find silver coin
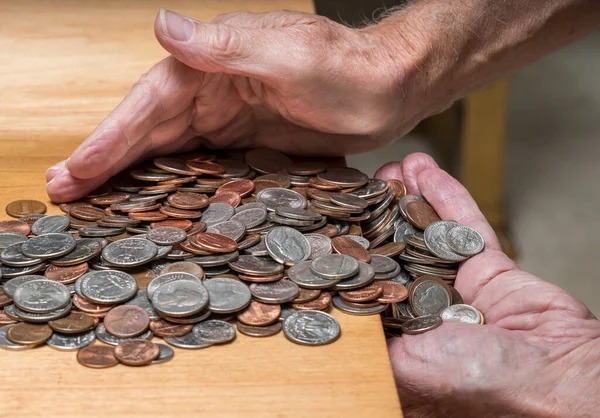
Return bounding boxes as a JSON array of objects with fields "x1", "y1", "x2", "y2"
[
  {"x1": 255, "y1": 188, "x2": 307, "y2": 212},
  {"x1": 201, "y1": 203, "x2": 235, "y2": 226},
  {"x1": 13, "y1": 279, "x2": 70, "y2": 313},
  {"x1": 0, "y1": 232, "x2": 28, "y2": 250},
  {"x1": 369, "y1": 255, "x2": 399, "y2": 274},
  {"x1": 228, "y1": 255, "x2": 284, "y2": 275},
  {"x1": 343, "y1": 235, "x2": 369, "y2": 249},
  {"x1": 146, "y1": 227, "x2": 187, "y2": 245},
  {"x1": 0, "y1": 242, "x2": 42, "y2": 267},
  {"x1": 21, "y1": 233, "x2": 76, "y2": 259},
  {"x1": 230, "y1": 207, "x2": 268, "y2": 229},
  {"x1": 330, "y1": 193, "x2": 368, "y2": 209},
  {"x1": 46, "y1": 330, "x2": 96, "y2": 351},
  {"x1": 287, "y1": 261, "x2": 339, "y2": 289},
  {"x1": 333, "y1": 262, "x2": 375, "y2": 290},
  {"x1": 279, "y1": 305, "x2": 297, "y2": 322},
  {"x1": 246, "y1": 220, "x2": 276, "y2": 234},
  {"x1": 275, "y1": 207, "x2": 322, "y2": 221},
  {"x1": 283, "y1": 310, "x2": 340, "y2": 346},
  {"x1": 203, "y1": 265, "x2": 231, "y2": 277},
  {"x1": 164, "y1": 331, "x2": 212, "y2": 349},
  {"x1": 150, "y1": 259, "x2": 172, "y2": 275},
  {"x1": 265, "y1": 226, "x2": 310, "y2": 265},
  {"x1": 445, "y1": 225, "x2": 485, "y2": 256},
  {"x1": 2, "y1": 275, "x2": 47, "y2": 297},
  {"x1": 237, "y1": 234, "x2": 261, "y2": 251},
  {"x1": 203, "y1": 277, "x2": 252, "y2": 313},
  {"x1": 152, "y1": 343, "x2": 174, "y2": 364},
  {"x1": 237, "y1": 321, "x2": 282, "y2": 338},
  {"x1": 401, "y1": 315, "x2": 442, "y2": 335},
  {"x1": 78, "y1": 226, "x2": 125, "y2": 237},
  {"x1": 249, "y1": 279, "x2": 300, "y2": 304},
  {"x1": 155, "y1": 244, "x2": 174, "y2": 259},
  {"x1": 310, "y1": 254, "x2": 359, "y2": 280},
  {"x1": 95, "y1": 323, "x2": 153, "y2": 346},
  {"x1": 188, "y1": 252, "x2": 239, "y2": 268},
  {"x1": 146, "y1": 272, "x2": 202, "y2": 299},
  {"x1": 207, "y1": 220, "x2": 246, "y2": 241},
  {"x1": 51, "y1": 238, "x2": 102, "y2": 266},
  {"x1": 349, "y1": 179, "x2": 388, "y2": 199},
  {"x1": 192, "y1": 320, "x2": 236, "y2": 344},
  {"x1": 2, "y1": 304, "x2": 19, "y2": 320},
  {"x1": 11, "y1": 301, "x2": 72, "y2": 323},
  {"x1": 159, "y1": 308, "x2": 211, "y2": 324},
  {"x1": 304, "y1": 234, "x2": 332, "y2": 260},
  {"x1": 424, "y1": 221, "x2": 467, "y2": 262},
  {"x1": 1, "y1": 262, "x2": 46, "y2": 279},
  {"x1": 164, "y1": 248, "x2": 193, "y2": 261},
  {"x1": 393, "y1": 219, "x2": 416, "y2": 244},
  {"x1": 373, "y1": 262, "x2": 402, "y2": 280},
  {"x1": 331, "y1": 295, "x2": 387, "y2": 315},
  {"x1": 234, "y1": 201, "x2": 267, "y2": 214},
  {"x1": 151, "y1": 280, "x2": 209, "y2": 317},
  {"x1": 31, "y1": 214, "x2": 70, "y2": 235},
  {"x1": 366, "y1": 190, "x2": 394, "y2": 222},
  {"x1": 441, "y1": 304, "x2": 482, "y2": 324},
  {"x1": 127, "y1": 290, "x2": 160, "y2": 320},
  {"x1": 243, "y1": 236, "x2": 269, "y2": 256},
  {"x1": 268, "y1": 212, "x2": 317, "y2": 227},
  {"x1": 80, "y1": 270, "x2": 138, "y2": 304},
  {"x1": 389, "y1": 269, "x2": 411, "y2": 285},
  {"x1": 0, "y1": 325, "x2": 31, "y2": 350},
  {"x1": 411, "y1": 279, "x2": 452, "y2": 316},
  {"x1": 102, "y1": 238, "x2": 158, "y2": 267}
]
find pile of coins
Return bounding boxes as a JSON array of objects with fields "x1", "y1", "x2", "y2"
[{"x1": 0, "y1": 149, "x2": 485, "y2": 368}]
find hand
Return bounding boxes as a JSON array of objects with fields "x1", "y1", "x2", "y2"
[
  {"x1": 46, "y1": 9, "x2": 435, "y2": 202},
  {"x1": 376, "y1": 153, "x2": 600, "y2": 417}
]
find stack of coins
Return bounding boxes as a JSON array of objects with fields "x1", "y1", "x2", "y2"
[{"x1": 0, "y1": 149, "x2": 485, "y2": 368}]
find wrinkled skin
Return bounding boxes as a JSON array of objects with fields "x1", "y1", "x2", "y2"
[{"x1": 376, "y1": 153, "x2": 600, "y2": 418}]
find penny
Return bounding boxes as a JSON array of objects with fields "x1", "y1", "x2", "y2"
[
  {"x1": 153, "y1": 343, "x2": 175, "y2": 364},
  {"x1": 377, "y1": 281, "x2": 409, "y2": 303},
  {"x1": 5, "y1": 200, "x2": 47, "y2": 218},
  {"x1": 369, "y1": 242, "x2": 406, "y2": 257},
  {"x1": 150, "y1": 219, "x2": 193, "y2": 231},
  {"x1": 291, "y1": 291, "x2": 331, "y2": 310},
  {"x1": 201, "y1": 203, "x2": 235, "y2": 226},
  {"x1": 46, "y1": 330, "x2": 96, "y2": 351},
  {"x1": 253, "y1": 179, "x2": 282, "y2": 194},
  {"x1": 90, "y1": 192, "x2": 131, "y2": 205},
  {"x1": 217, "y1": 179, "x2": 254, "y2": 197},
  {"x1": 208, "y1": 191, "x2": 242, "y2": 207},
  {"x1": 149, "y1": 320, "x2": 193, "y2": 337},
  {"x1": 265, "y1": 226, "x2": 310, "y2": 266},
  {"x1": 331, "y1": 236, "x2": 371, "y2": 263},
  {"x1": 128, "y1": 210, "x2": 168, "y2": 221},
  {"x1": 158, "y1": 206, "x2": 202, "y2": 219},
  {"x1": 283, "y1": 310, "x2": 340, "y2": 345},
  {"x1": 237, "y1": 272, "x2": 283, "y2": 283},
  {"x1": 72, "y1": 294, "x2": 114, "y2": 315},
  {"x1": 249, "y1": 279, "x2": 300, "y2": 304},
  {"x1": 48, "y1": 311, "x2": 95, "y2": 334},
  {"x1": 330, "y1": 193, "x2": 368, "y2": 210},
  {"x1": 186, "y1": 160, "x2": 225, "y2": 175},
  {"x1": 339, "y1": 283, "x2": 383, "y2": 303},
  {"x1": 154, "y1": 157, "x2": 198, "y2": 175},
  {"x1": 409, "y1": 276, "x2": 452, "y2": 316},
  {"x1": 146, "y1": 226, "x2": 187, "y2": 245},
  {"x1": 160, "y1": 261, "x2": 204, "y2": 279},
  {"x1": 445, "y1": 225, "x2": 485, "y2": 256},
  {"x1": 386, "y1": 180, "x2": 407, "y2": 200},
  {"x1": 310, "y1": 254, "x2": 359, "y2": 280},
  {"x1": 203, "y1": 277, "x2": 252, "y2": 313},
  {"x1": 255, "y1": 188, "x2": 307, "y2": 212},
  {"x1": 405, "y1": 201, "x2": 441, "y2": 230},
  {"x1": 167, "y1": 192, "x2": 209, "y2": 210},
  {"x1": 104, "y1": 305, "x2": 150, "y2": 337},
  {"x1": 45, "y1": 263, "x2": 89, "y2": 284},
  {"x1": 77, "y1": 344, "x2": 119, "y2": 369},
  {"x1": 102, "y1": 238, "x2": 158, "y2": 267},
  {"x1": 245, "y1": 148, "x2": 293, "y2": 174},
  {"x1": 192, "y1": 232, "x2": 238, "y2": 253},
  {"x1": 7, "y1": 323, "x2": 52, "y2": 345},
  {"x1": 237, "y1": 300, "x2": 281, "y2": 326},
  {"x1": 0, "y1": 288, "x2": 12, "y2": 308},
  {"x1": 151, "y1": 280, "x2": 209, "y2": 317},
  {"x1": 114, "y1": 340, "x2": 160, "y2": 366},
  {"x1": 401, "y1": 315, "x2": 443, "y2": 335},
  {"x1": 31, "y1": 214, "x2": 70, "y2": 235},
  {"x1": 69, "y1": 205, "x2": 105, "y2": 221},
  {"x1": 423, "y1": 221, "x2": 468, "y2": 262},
  {"x1": 237, "y1": 321, "x2": 282, "y2": 338}
]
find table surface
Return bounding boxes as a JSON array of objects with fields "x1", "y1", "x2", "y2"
[{"x1": 0, "y1": 1, "x2": 402, "y2": 417}]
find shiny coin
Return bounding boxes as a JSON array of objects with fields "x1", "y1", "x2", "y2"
[
  {"x1": 46, "y1": 330, "x2": 96, "y2": 351},
  {"x1": 5, "y1": 200, "x2": 47, "y2": 218},
  {"x1": 7, "y1": 323, "x2": 52, "y2": 345},
  {"x1": 80, "y1": 270, "x2": 138, "y2": 304},
  {"x1": 192, "y1": 320, "x2": 236, "y2": 344},
  {"x1": 369, "y1": 254, "x2": 399, "y2": 274},
  {"x1": 51, "y1": 238, "x2": 102, "y2": 266},
  {"x1": 79, "y1": 226, "x2": 126, "y2": 237},
  {"x1": 114, "y1": 340, "x2": 160, "y2": 366},
  {"x1": 237, "y1": 301, "x2": 281, "y2": 326},
  {"x1": 77, "y1": 344, "x2": 119, "y2": 368},
  {"x1": 237, "y1": 321, "x2": 282, "y2": 338},
  {"x1": 445, "y1": 225, "x2": 485, "y2": 256},
  {"x1": 146, "y1": 227, "x2": 187, "y2": 245},
  {"x1": 304, "y1": 233, "x2": 332, "y2": 260},
  {"x1": 265, "y1": 226, "x2": 310, "y2": 265},
  {"x1": 187, "y1": 252, "x2": 239, "y2": 268},
  {"x1": 291, "y1": 291, "x2": 331, "y2": 310},
  {"x1": 339, "y1": 283, "x2": 383, "y2": 303},
  {"x1": 0, "y1": 220, "x2": 31, "y2": 235},
  {"x1": 1, "y1": 262, "x2": 46, "y2": 279},
  {"x1": 146, "y1": 272, "x2": 201, "y2": 298},
  {"x1": 310, "y1": 254, "x2": 359, "y2": 280},
  {"x1": 102, "y1": 238, "x2": 158, "y2": 267},
  {"x1": 377, "y1": 281, "x2": 409, "y2": 303},
  {"x1": 424, "y1": 221, "x2": 468, "y2": 262},
  {"x1": 288, "y1": 261, "x2": 339, "y2": 289},
  {"x1": 151, "y1": 280, "x2": 209, "y2": 317},
  {"x1": 203, "y1": 277, "x2": 252, "y2": 313},
  {"x1": 405, "y1": 201, "x2": 441, "y2": 230},
  {"x1": 275, "y1": 207, "x2": 322, "y2": 221},
  {"x1": 255, "y1": 188, "x2": 307, "y2": 212},
  {"x1": 331, "y1": 236, "x2": 371, "y2": 263},
  {"x1": 0, "y1": 232, "x2": 28, "y2": 249},
  {"x1": 21, "y1": 233, "x2": 76, "y2": 259},
  {"x1": 49, "y1": 311, "x2": 95, "y2": 334},
  {"x1": 10, "y1": 301, "x2": 72, "y2": 323},
  {"x1": 401, "y1": 315, "x2": 443, "y2": 335},
  {"x1": 330, "y1": 193, "x2": 368, "y2": 210},
  {"x1": 441, "y1": 304, "x2": 483, "y2": 324},
  {"x1": 283, "y1": 310, "x2": 340, "y2": 345},
  {"x1": 13, "y1": 279, "x2": 70, "y2": 313},
  {"x1": 160, "y1": 261, "x2": 204, "y2": 278},
  {"x1": 31, "y1": 214, "x2": 70, "y2": 235},
  {"x1": 192, "y1": 232, "x2": 238, "y2": 253},
  {"x1": 0, "y1": 242, "x2": 42, "y2": 267},
  {"x1": 201, "y1": 203, "x2": 235, "y2": 226},
  {"x1": 104, "y1": 305, "x2": 150, "y2": 337},
  {"x1": 164, "y1": 332, "x2": 212, "y2": 349},
  {"x1": 206, "y1": 220, "x2": 246, "y2": 241}
]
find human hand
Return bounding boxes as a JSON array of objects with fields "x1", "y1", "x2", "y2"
[
  {"x1": 376, "y1": 153, "x2": 600, "y2": 417},
  {"x1": 46, "y1": 9, "x2": 438, "y2": 202}
]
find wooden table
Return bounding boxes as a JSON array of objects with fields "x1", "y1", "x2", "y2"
[{"x1": 0, "y1": 1, "x2": 402, "y2": 417}]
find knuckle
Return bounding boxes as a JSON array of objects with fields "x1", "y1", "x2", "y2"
[{"x1": 207, "y1": 25, "x2": 245, "y2": 61}]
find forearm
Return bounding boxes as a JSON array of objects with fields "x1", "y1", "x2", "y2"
[{"x1": 365, "y1": 0, "x2": 600, "y2": 118}]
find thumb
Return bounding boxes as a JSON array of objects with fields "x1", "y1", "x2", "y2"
[{"x1": 155, "y1": 9, "x2": 285, "y2": 79}]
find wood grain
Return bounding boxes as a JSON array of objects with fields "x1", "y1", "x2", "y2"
[{"x1": 0, "y1": 1, "x2": 402, "y2": 417}]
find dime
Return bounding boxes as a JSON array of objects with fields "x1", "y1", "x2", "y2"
[
  {"x1": 114, "y1": 340, "x2": 160, "y2": 366},
  {"x1": 5, "y1": 200, "x2": 47, "y2": 218},
  {"x1": 237, "y1": 321, "x2": 282, "y2": 338},
  {"x1": 192, "y1": 320, "x2": 236, "y2": 344},
  {"x1": 237, "y1": 300, "x2": 281, "y2": 326},
  {"x1": 102, "y1": 238, "x2": 158, "y2": 267},
  {"x1": 265, "y1": 226, "x2": 310, "y2": 265},
  {"x1": 7, "y1": 323, "x2": 52, "y2": 345},
  {"x1": 423, "y1": 221, "x2": 468, "y2": 262},
  {"x1": 255, "y1": 188, "x2": 307, "y2": 212},
  {"x1": 445, "y1": 225, "x2": 485, "y2": 256},
  {"x1": 441, "y1": 304, "x2": 483, "y2": 324},
  {"x1": 31, "y1": 214, "x2": 70, "y2": 235},
  {"x1": 283, "y1": 310, "x2": 340, "y2": 345},
  {"x1": 331, "y1": 295, "x2": 387, "y2": 315},
  {"x1": 153, "y1": 343, "x2": 175, "y2": 364},
  {"x1": 204, "y1": 277, "x2": 252, "y2": 313},
  {"x1": 80, "y1": 270, "x2": 138, "y2": 304},
  {"x1": 21, "y1": 233, "x2": 76, "y2": 259},
  {"x1": 201, "y1": 203, "x2": 235, "y2": 226},
  {"x1": 13, "y1": 279, "x2": 70, "y2": 313},
  {"x1": 46, "y1": 330, "x2": 96, "y2": 351},
  {"x1": 146, "y1": 226, "x2": 187, "y2": 246},
  {"x1": 288, "y1": 261, "x2": 339, "y2": 289},
  {"x1": 48, "y1": 311, "x2": 95, "y2": 334},
  {"x1": 151, "y1": 280, "x2": 209, "y2": 317},
  {"x1": 310, "y1": 254, "x2": 359, "y2": 280},
  {"x1": 104, "y1": 305, "x2": 150, "y2": 337},
  {"x1": 401, "y1": 315, "x2": 443, "y2": 335},
  {"x1": 77, "y1": 344, "x2": 119, "y2": 368}
]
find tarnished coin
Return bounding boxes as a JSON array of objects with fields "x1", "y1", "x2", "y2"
[
  {"x1": 0, "y1": 288, "x2": 12, "y2": 308},
  {"x1": 201, "y1": 203, "x2": 235, "y2": 226},
  {"x1": 393, "y1": 219, "x2": 416, "y2": 244},
  {"x1": 192, "y1": 320, "x2": 236, "y2": 344},
  {"x1": 13, "y1": 279, "x2": 70, "y2": 313},
  {"x1": 21, "y1": 233, "x2": 76, "y2": 259},
  {"x1": 164, "y1": 332, "x2": 212, "y2": 349},
  {"x1": 102, "y1": 238, "x2": 158, "y2": 267},
  {"x1": 318, "y1": 168, "x2": 369, "y2": 187},
  {"x1": 77, "y1": 344, "x2": 119, "y2": 369},
  {"x1": 10, "y1": 301, "x2": 72, "y2": 323},
  {"x1": 304, "y1": 233, "x2": 332, "y2": 260},
  {"x1": 265, "y1": 226, "x2": 310, "y2": 265},
  {"x1": 114, "y1": 340, "x2": 160, "y2": 366},
  {"x1": 151, "y1": 280, "x2": 209, "y2": 317},
  {"x1": 146, "y1": 227, "x2": 187, "y2": 245},
  {"x1": 70, "y1": 205, "x2": 105, "y2": 221},
  {"x1": 255, "y1": 188, "x2": 307, "y2": 212},
  {"x1": 369, "y1": 254, "x2": 399, "y2": 274},
  {"x1": 31, "y1": 214, "x2": 70, "y2": 235},
  {"x1": 0, "y1": 232, "x2": 27, "y2": 250},
  {"x1": 79, "y1": 226, "x2": 126, "y2": 237},
  {"x1": 153, "y1": 343, "x2": 175, "y2": 364},
  {"x1": 283, "y1": 310, "x2": 340, "y2": 345},
  {"x1": 441, "y1": 304, "x2": 483, "y2": 324},
  {"x1": 401, "y1": 315, "x2": 442, "y2": 335},
  {"x1": 188, "y1": 252, "x2": 239, "y2": 268},
  {"x1": 80, "y1": 270, "x2": 138, "y2": 304},
  {"x1": 104, "y1": 305, "x2": 150, "y2": 337},
  {"x1": 275, "y1": 207, "x2": 322, "y2": 221},
  {"x1": 0, "y1": 325, "x2": 30, "y2": 350},
  {"x1": 423, "y1": 221, "x2": 467, "y2": 262},
  {"x1": 46, "y1": 330, "x2": 96, "y2": 351},
  {"x1": 49, "y1": 312, "x2": 95, "y2": 334},
  {"x1": 292, "y1": 288, "x2": 322, "y2": 304},
  {"x1": 405, "y1": 201, "x2": 441, "y2": 230},
  {"x1": 249, "y1": 279, "x2": 300, "y2": 304},
  {"x1": 160, "y1": 261, "x2": 204, "y2": 279},
  {"x1": 445, "y1": 225, "x2": 485, "y2": 256},
  {"x1": 288, "y1": 261, "x2": 339, "y2": 289},
  {"x1": 1, "y1": 262, "x2": 46, "y2": 279},
  {"x1": 167, "y1": 192, "x2": 209, "y2": 210},
  {"x1": 6, "y1": 200, "x2": 47, "y2": 218},
  {"x1": 237, "y1": 301, "x2": 281, "y2": 326},
  {"x1": 330, "y1": 193, "x2": 368, "y2": 210},
  {"x1": 237, "y1": 321, "x2": 282, "y2": 338},
  {"x1": 291, "y1": 291, "x2": 331, "y2": 311},
  {"x1": 206, "y1": 220, "x2": 246, "y2": 241},
  {"x1": 242, "y1": 237, "x2": 269, "y2": 257},
  {"x1": 331, "y1": 295, "x2": 387, "y2": 315},
  {"x1": 7, "y1": 323, "x2": 53, "y2": 345},
  {"x1": 203, "y1": 277, "x2": 252, "y2": 313},
  {"x1": 310, "y1": 254, "x2": 359, "y2": 280}
]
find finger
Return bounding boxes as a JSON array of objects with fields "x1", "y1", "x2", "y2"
[
  {"x1": 65, "y1": 57, "x2": 201, "y2": 180},
  {"x1": 400, "y1": 152, "x2": 439, "y2": 194},
  {"x1": 212, "y1": 10, "x2": 317, "y2": 28},
  {"x1": 374, "y1": 161, "x2": 405, "y2": 183},
  {"x1": 46, "y1": 160, "x2": 67, "y2": 182}
]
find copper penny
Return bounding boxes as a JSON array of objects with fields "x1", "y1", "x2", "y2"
[
  {"x1": 253, "y1": 180, "x2": 282, "y2": 194},
  {"x1": 306, "y1": 188, "x2": 334, "y2": 202},
  {"x1": 5, "y1": 200, "x2": 47, "y2": 218},
  {"x1": 158, "y1": 176, "x2": 197, "y2": 186},
  {"x1": 178, "y1": 238, "x2": 212, "y2": 255},
  {"x1": 127, "y1": 203, "x2": 163, "y2": 213},
  {"x1": 237, "y1": 272, "x2": 284, "y2": 283},
  {"x1": 150, "y1": 219, "x2": 193, "y2": 231},
  {"x1": 104, "y1": 305, "x2": 150, "y2": 338},
  {"x1": 185, "y1": 152, "x2": 217, "y2": 162},
  {"x1": 237, "y1": 321, "x2": 282, "y2": 338},
  {"x1": 311, "y1": 224, "x2": 339, "y2": 238},
  {"x1": 159, "y1": 206, "x2": 202, "y2": 219},
  {"x1": 128, "y1": 211, "x2": 169, "y2": 221},
  {"x1": 48, "y1": 311, "x2": 95, "y2": 334},
  {"x1": 160, "y1": 261, "x2": 204, "y2": 279},
  {"x1": 387, "y1": 180, "x2": 407, "y2": 200},
  {"x1": 72, "y1": 294, "x2": 114, "y2": 314},
  {"x1": 77, "y1": 344, "x2": 119, "y2": 369},
  {"x1": 197, "y1": 178, "x2": 228, "y2": 187},
  {"x1": 167, "y1": 192, "x2": 209, "y2": 210},
  {"x1": 187, "y1": 222, "x2": 207, "y2": 236},
  {"x1": 128, "y1": 268, "x2": 157, "y2": 289},
  {"x1": 369, "y1": 242, "x2": 406, "y2": 257},
  {"x1": 217, "y1": 179, "x2": 254, "y2": 197},
  {"x1": 291, "y1": 292, "x2": 332, "y2": 310},
  {"x1": 0, "y1": 220, "x2": 31, "y2": 235},
  {"x1": 245, "y1": 148, "x2": 293, "y2": 174},
  {"x1": 377, "y1": 281, "x2": 409, "y2": 304},
  {"x1": 0, "y1": 287, "x2": 13, "y2": 308},
  {"x1": 291, "y1": 187, "x2": 308, "y2": 197},
  {"x1": 186, "y1": 160, "x2": 226, "y2": 175},
  {"x1": 69, "y1": 205, "x2": 105, "y2": 221},
  {"x1": 254, "y1": 174, "x2": 291, "y2": 188},
  {"x1": 141, "y1": 184, "x2": 178, "y2": 193},
  {"x1": 331, "y1": 236, "x2": 371, "y2": 263},
  {"x1": 339, "y1": 283, "x2": 383, "y2": 303},
  {"x1": 405, "y1": 201, "x2": 441, "y2": 230},
  {"x1": 90, "y1": 192, "x2": 131, "y2": 205},
  {"x1": 154, "y1": 157, "x2": 198, "y2": 176},
  {"x1": 237, "y1": 300, "x2": 281, "y2": 326},
  {"x1": 191, "y1": 232, "x2": 238, "y2": 253},
  {"x1": 347, "y1": 223, "x2": 362, "y2": 236},
  {"x1": 45, "y1": 263, "x2": 89, "y2": 284},
  {"x1": 288, "y1": 161, "x2": 327, "y2": 175},
  {"x1": 0, "y1": 310, "x2": 17, "y2": 325},
  {"x1": 7, "y1": 323, "x2": 52, "y2": 345},
  {"x1": 149, "y1": 319, "x2": 193, "y2": 337},
  {"x1": 292, "y1": 288, "x2": 322, "y2": 304},
  {"x1": 114, "y1": 340, "x2": 160, "y2": 366},
  {"x1": 308, "y1": 177, "x2": 342, "y2": 191},
  {"x1": 209, "y1": 191, "x2": 241, "y2": 207}
]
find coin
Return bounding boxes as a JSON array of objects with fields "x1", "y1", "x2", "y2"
[
  {"x1": 46, "y1": 330, "x2": 96, "y2": 351},
  {"x1": 265, "y1": 226, "x2": 310, "y2": 265},
  {"x1": 331, "y1": 295, "x2": 387, "y2": 315},
  {"x1": 13, "y1": 279, "x2": 70, "y2": 313},
  {"x1": 441, "y1": 304, "x2": 483, "y2": 324},
  {"x1": 77, "y1": 344, "x2": 119, "y2": 368},
  {"x1": 146, "y1": 272, "x2": 202, "y2": 298},
  {"x1": 163, "y1": 331, "x2": 212, "y2": 349},
  {"x1": 304, "y1": 233, "x2": 332, "y2": 260},
  {"x1": 167, "y1": 192, "x2": 209, "y2": 210},
  {"x1": 192, "y1": 232, "x2": 238, "y2": 253},
  {"x1": 5, "y1": 200, "x2": 47, "y2": 218},
  {"x1": 0, "y1": 242, "x2": 42, "y2": 267},
  {"x1": 423, "y1": 221, "x2": 468, "y2": 262},
  {"x1": 310, "y1": 254, "x2": 359, "y2": 280},
  {"x1": 237, "y1": 301, "x2": 281, "y2": 326},
  {"x1": 102, "y1": 238, "x2": 158, "y2": 267},
  {"x1": 7, "y1": 323, "x2": 52, "y2": 345},
  {"x1": 21, "y1": 233, "x2": 76, "y2": 259},
  {"x1": 51, "y1": 238, "x2": 102, "y2": 266},
  {"x1": 149, "y1": 320, "x2": 193, "y2": 337},
  {"x1": 249, "y1": 279, "x2": 300, "y2": 304},
  {"x1": 245, "y1": 148, "x2": 293, "y2": 174},
  {"x1": 237, "y1": 321, "x2": 282, "y2": 338},
  {"x1": 80, "y1": 270, "x2": 138, "y2": 304},
  {"x1": 206, "y1": 220, "x2": 246, "y2": 241},
  {"x1": 192, "y1": 320, "x2": 236, "y2": 344},
  {"x1": 445, "y1": 225, "x2": 485, "y2": 256},
  {"x1": 230, "y1": 207, "x2": 267, "y2": 229},
  {"x1": 292, "y1": 288, "x2": 322, "y2": 304},
  {"x1": 114, "y1": 339, "x2": 160, "y2": 366},
  {"x1": 401, "y1": 315, "x2": 443, "y2": 335},
  {"x1": 283, "y1": 310, "x2": 340, "y2": 345},
  {"x1": 160, "y1": 261, "x2": 204, "y2": 278},
  {"x1": 104, "y1": 305, "x2": 150, "y2": 337},
  {"x1": 0, "y1": 232, "x2": 28, "y2": 250},
  {"x1": 405, "y1": 201, "x2": 441, "y2": 230},
  {"x1": 31, "y1": 214, "x2": 70, "y2": 235},
  {"x1": 291, "y1": 291, "x2": 331, "y2": 310},
  {"x1": 333, "y1": 262, "x2": 375, "y2": 290},
  {"x1": 339, "y1": 283, "x2": 383, "y2": 302},
  {"x1": 94, "y1": 323, "x2": 153, "y2": 346},
  {"x1": 377, "y1": 281, "x2": 409, "y2": 303},
  {"x1": 151, "y1": 280, "x2": 209, "y2": 317},
  {"x1": 288, "y1": 261, "x2": 339, "y2": 289},
  {"x1": 0, "y1": 220, "x2": 31, "y2": 235},
  {"x1": 48, "y1": 311, "x2": 95, "y2": 334},
  {"x1": 255, "y1": 188, "x2": 307, "y2": 212},
  {"x1": 200, "y1": 203, "x2": 234, "y2": 226},
  {"x1": 228, "y1": 255, "x2": 283, "y2": 276},
  {"x1": 146, "y1": 226, "x2": 187, "y2": 245},
  {"x1": 70, "y1": 205, "x2": 105, "y2": 221},
  {"x1": 386, "y1": 180, "x2": 407, "y2": 200},
  {"x1": 153, "y1": 343, "x2": 175, "y2": 364},
  {"x1": 203, "y1": 277, "x2": 252, "y2": 313},
  {"x1": 331, "y1": 236, "x2": 371, "y2": 263}
]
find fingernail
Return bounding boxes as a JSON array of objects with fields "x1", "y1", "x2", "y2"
[
  {"x1": 46, "y1": 177, "x2": 55, "y2": 189},
  {"x1": 160, "y1": 8, "x2": 194, "y2": 41}
]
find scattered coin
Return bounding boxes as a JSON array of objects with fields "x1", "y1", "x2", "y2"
[
  {"x1": 77, "y1": 344, "x2": 119, "y2": 369},
  {"x1": 5, "y1": 200, "x2": 47, "y2": 218},
  {"x1": 7, "y1": 322, "x2": 53, "y2": 345},
  {"x1": 104, "y1": 305, "x2": 150, "y2": 337},
  {"x1": 283, "y1": 310, "x2": 340, "y2": 346},
  {"x1": 46, "y1": 330, "x2": 96, "y2": 351},
  {"x1": 237, "y1": 321, "x2": 282, "y2": 338},
  {"x1": 114, "y1": 339, "x2": 160, "y2": 366},
  {"x1": 48, "y1": 311, "x2": 95, "y2": 334}
]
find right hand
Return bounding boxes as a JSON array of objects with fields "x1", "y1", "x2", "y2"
[{"x1": 46, "y1": 9, "x2": 437, "y2": 202}]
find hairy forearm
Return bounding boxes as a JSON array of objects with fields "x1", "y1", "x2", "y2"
[{"x1": 365, "y1": 0, "x2": 600, "y2": 118}]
